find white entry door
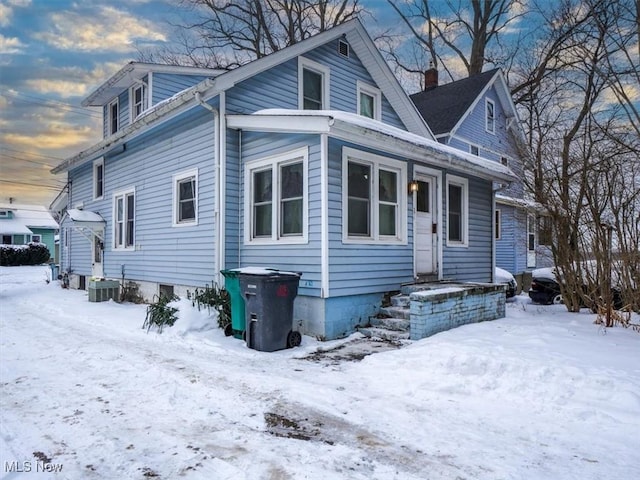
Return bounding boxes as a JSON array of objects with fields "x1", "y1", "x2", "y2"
[
  {"x1": 92, "y1": 231, "x2": 104, "y2": 278},
  {"x1": 414, "y1": 174, "x2": 437, "y2": 274}
]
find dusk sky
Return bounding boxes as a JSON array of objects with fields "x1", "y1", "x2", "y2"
[{"x1": 0, "y1": 0, "x2": 514, "y2": 207}]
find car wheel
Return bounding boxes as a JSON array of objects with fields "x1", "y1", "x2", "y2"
[{"x1": 552, "y1": 293, "x2": 563, "y2": 305}]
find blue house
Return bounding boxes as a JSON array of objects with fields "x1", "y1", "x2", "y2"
[
  {"x1": 52, "y1": 20, "x2": 515, "y2": 340},
  {"x1": 411, "y1": 68, "x2": 552, "y2": 280},
  {"x1": 0, "y1": 203, "x2": 58, "y2": 261}
]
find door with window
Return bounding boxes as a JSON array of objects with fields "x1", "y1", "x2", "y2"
[
  {"x1": 92, "y1": 231, "x2": 104, "y2": 278},
  {"x1": 414, "y1": 172, "x2": 437, "y2": 274}
]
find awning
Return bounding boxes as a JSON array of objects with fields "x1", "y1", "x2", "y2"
[{"x1": 64, "y1": 209, "x2": 106, "y2": 242}]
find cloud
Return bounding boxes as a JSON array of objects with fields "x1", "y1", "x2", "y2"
[
  {"x1": 35, "y1": 5, "x2": 166, "y2": 53},
  {"x1": 0, "y1": 33, "x2": 24, "y2": 54},
  {"x1": 2, "y1": 123, "x2": 96, "y2": 150},
  {"x1": 21, "y1": 62, "x2": 123, "y2": 98},
  {"x1": 0, "y1": 3, "x2": 10, "y2": 26}
]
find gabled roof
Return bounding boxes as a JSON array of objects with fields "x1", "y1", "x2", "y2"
[
  {"x1": 54, "y1": 19, "x2": 434, "y2": 175},
  {"x1": 410, "y1": 68, "x2": 519, "y2": 137},
  {"x1": 82, "y1": 62, "x2": 226, "y2": 107}
]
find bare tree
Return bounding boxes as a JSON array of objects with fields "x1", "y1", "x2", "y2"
[
  {"x1": 515, "y1": 0, "x2": 640, "y2": 315},
  {"x1": 384, "y1": 0, "x2": 526, "y2": 87},
  {"x1": 138, "y1": 0, "x2": 362, "y2": 69}
]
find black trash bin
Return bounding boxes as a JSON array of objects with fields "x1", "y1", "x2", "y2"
[{"x1": 239, "y1": 269, "x2": 302, "y2": 352}]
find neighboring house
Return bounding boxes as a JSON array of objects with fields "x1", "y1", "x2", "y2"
[
  {"x1": 52, "y1": 19, "x2": 514, "y2": 340},
  {"x1": 411, "y1": 68, "x2": 553, "y2": 278},
  {"x1": 0, "y1": 203, "x2": 58, "y2": 261}
]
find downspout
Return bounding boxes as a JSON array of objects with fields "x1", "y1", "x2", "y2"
[{"x1": 195, "y1": 92, "x2": 222, "y2": 285}]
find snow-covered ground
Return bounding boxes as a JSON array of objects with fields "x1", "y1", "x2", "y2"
[{"x1": 1, "y1": 265, "x2": 638, "y2": 480}]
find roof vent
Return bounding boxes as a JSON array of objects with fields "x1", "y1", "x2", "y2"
[{"x1": 338, "y1": 39, "x2": 350, "y2": 58}]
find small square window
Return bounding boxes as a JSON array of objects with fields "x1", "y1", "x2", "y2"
[
  {"x1": 357, "y1": 81, "x2": 382, "y2": 121},
  {"x1": 470, "y1": 145, "x2": 479, "y2": 156}
]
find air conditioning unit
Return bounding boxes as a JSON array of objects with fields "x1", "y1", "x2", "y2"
[{"x1": 88, "y1": 280, "x2": 120, "y2": 302}]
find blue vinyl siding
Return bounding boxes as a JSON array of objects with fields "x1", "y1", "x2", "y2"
[
  {"x1": 227, "y1": 39, "x2": 405, "y2": 129},
  {"x1": 69, "y1": 104, "x2": 219, "y2": 287},
  {"x1": 65, "y1": 161, "x2": 94, "y2": 275},
  {"x1": 443, "y1": 175, "x2": 493, "y2": 282},
  {"x1": 327, "y1": 138, "x2": 414, "y2": 296},
  {"x1": 496, "y1": 205, "x2": 517, "y2": 273},
  {"x1": 151, "y1": 73, "x2": 210, "y2": 105},
  {"x1": 236, "y1": 132, "x2": 323, "y2": 297}
]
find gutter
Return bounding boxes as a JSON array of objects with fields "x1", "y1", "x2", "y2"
[{"x1": 52, "y1": 78, "x2": 217, "y2": 175}]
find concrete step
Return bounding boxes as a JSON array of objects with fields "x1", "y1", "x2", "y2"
[
  {"x1": 379, "y1": 306, "x2": 411, "y2": 320},
  {"x1": 370, "y1": 316, "x2": 410, "y2": 331},
  {"x1": 390, "y1": 294, "x2": 411, "y2": 308},
  {"x1": 358, "y1": 327, "x2": 411, "y2": 343}
]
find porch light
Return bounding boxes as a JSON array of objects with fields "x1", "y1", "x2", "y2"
[{"x1": 409, "y1": 181, "x2": 419, "y2": 193}]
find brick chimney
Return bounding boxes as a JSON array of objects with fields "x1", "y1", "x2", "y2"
[{"x1": 424, "y1": 67, "x2": 438, "y2": 91}]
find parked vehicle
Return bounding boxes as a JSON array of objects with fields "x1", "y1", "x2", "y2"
[
  {"x1": 529, "y1": 267, "x2": 624, "y2": 309},
  {"x1": 495, "y1": 267, "x2": 517, "y2": 298}
]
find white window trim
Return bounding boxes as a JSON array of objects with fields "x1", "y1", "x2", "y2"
[
  {"x1": 446, "y1": 174, "x2": 469, "y2": 247},
  {"x1": 129, "y1": 83, "x2": 148, "y2": 122},
  {"x1": 356, "y1": 80, "x2": 382, "y2": 121},
  {"x1": 31, "y1": 234, "x2": 41, "y2": 243},
  {"x1": 93, "y1": 158, "x2": 104, "y2": 200},
  {"x1": 469, "y1": 144, "x2": 480, "y2": 156},
  {"x1": 108, "y1": 98, "x2": 119, "y2": 135},
  {"x1": 495, "y1": 208, "x2": 501, "y2": 240},
  {"x1": 342, "y1": 147, "x2": 407, "y2": 245},
  {"x1": 485, "y1": 98, "x2": 495, "y2": 134},
  {"x1": 172, "y1": 168, "x2": 198, "y2": 227},
  {"x1": 112, "y1": 186, "x2": 135, "y2": 251},
  {"x1": 298, "y1": 56, "x2": 330, "y2": 110},
  {"x1": 244, "y1": 147, "x2": 309, "y2": 245}
]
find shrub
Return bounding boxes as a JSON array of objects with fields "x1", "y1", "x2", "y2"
[
  {"x1": 188, "y1": 282, "x2": 231, "y2": 330},
  {"x1": 0, "y1": 243, "x2": 50, "y2": 266},
  {"x1": 142, "y1": 294, "x2": 179, "y2": 333}
]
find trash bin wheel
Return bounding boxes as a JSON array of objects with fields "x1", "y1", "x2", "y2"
[
  {"x1": 224, "y1": 323, "x2": 233, "y2": 337},
  {"x1": 287, "y1": 330, "x2": 302, "y2": 348}
]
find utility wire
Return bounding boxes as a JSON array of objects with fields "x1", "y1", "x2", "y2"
[
  {"x1": 2, "y1": 147, "x2": 65, "y2": 161},
  {"x1": 2, "y1": 91, "x2": 102, "y2": 119}
]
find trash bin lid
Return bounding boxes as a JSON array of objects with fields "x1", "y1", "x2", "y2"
[{"x1": 234, "y1": 266, "x2": 301, "y2": 277}]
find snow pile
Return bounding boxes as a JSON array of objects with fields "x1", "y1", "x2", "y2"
[{"x1": 1, "y1": 266, "x2": 639, "y2": 480}]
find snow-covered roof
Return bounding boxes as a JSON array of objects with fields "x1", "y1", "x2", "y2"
[
  {"x1": 0, "y1": 204, "x2": 58, "y2": 233},
  {"x1": 496, "y1": 194, "x2": 545, "y2": 212},
  {"x1": 227, "y1": 109, "x2": 516, "y2": 183},
  {"x1": 66, "y1": 209, "x2": 105, "y2": 223}
]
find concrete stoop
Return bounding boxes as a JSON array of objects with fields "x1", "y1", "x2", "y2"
[{"x1": 359, "y1": 293, "x2": 412, "y2": 343}]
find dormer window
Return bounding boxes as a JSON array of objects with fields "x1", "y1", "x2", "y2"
[
  {"x1": 108, "y1": 98, "x2": 119, "y2": 135},
  {"x1": 131, "y1": 84, "x2": 147, "y2": 121}
]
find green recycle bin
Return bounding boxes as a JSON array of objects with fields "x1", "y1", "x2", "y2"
[{"x1": 220, "y1": 269, "x2": 245, "y2": 339}]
